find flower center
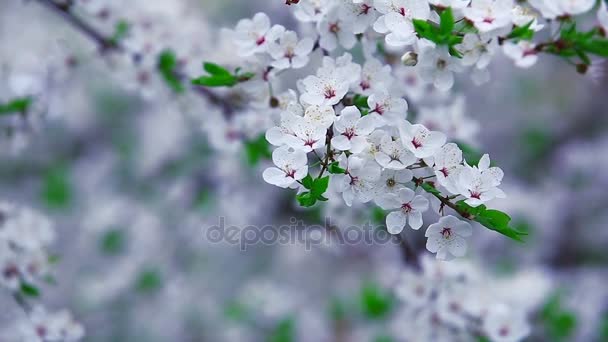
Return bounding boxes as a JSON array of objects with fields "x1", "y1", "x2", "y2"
[
  {"x1": 324, "y1": 87, "x2": 336, "y2": 99},
  {"x1": 285, "y1": 168, "x2": 296, "y2": 178},
  {"x1": 398, "y1": 7, "x2": 410, "y2": 17},
  {"x1": 411, "y1": 138, "x2": 423, "y2": 149},
  {"x1": 256, "y1": 36, "x2": 266, "y2": 46},
  {"x1": 342, "y1": 127, "x2": 356, "y2": 139},
  {"x1": 386, "y1": 178, "x2": 396, "y2": 188},
  {"x1": 304, "y1": 138, "x2": 318, "y2": 148},
  {"x1": 440, "y1": 167, "x2": 449, "y2": 177},
  {"x1": 469, "y1": 190, "x2": 481, "y2": 199},
  {"x1": 360, "y1": 80, "x2": 370, "y2": 90},
  {"x1": 441, "y1": 227, "x2": 452, "y2": 239},
  {"x1": 401, "y1": 203, "x2": 412, "y2": 213},
  {"x1": 436, "y1": 59, "x2": 447, "y2": 70},
  {"x1": 360, "y1": 4, "x2": 371, "y2": 15},
  {"x1": 329, "y1": 22, "x2": 340, "y2": 33}
]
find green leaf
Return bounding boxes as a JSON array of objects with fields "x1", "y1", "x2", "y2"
[
  {"x1": 455, "y1": 141, "x2": 486, "y2": 167},
  {"x1": 100, "y1": 229, "x2": 125, "y2": 255},
  {"x1": 203, "y1": 62, "x2": 232, "y2": 76},
  {"x1": 191, "y1": 75, "x2": 237, "y2": 87},
  {"x1": 42, "y1": 165, "x2": 71, "y2": 209},
  {"x1": 507, "y1": 21, "x2": 535, "y2": 41},
  {"x1": 224, "y1": 301, "x2": 248, "y2": 322},
  {"x1": 110, "y1": 20, "x2": 130, "y2": 45},
  {"x1": 244, "y1": 135, "x2": 272, "y2": 166},
  {"x1": 0, "y1": 97, "x2": 32, "y2": 116},
  {"x1": 352, "y1": 94, "x2": 369, "y2": 111},
  {"x1": 269, "y1": 318, "x2": 295, "y2": 342},
  {"x1": 297, "y1": 175, "x2": 330, "y2": 207},
  {"x1": 301, "y1": 174, "x2": 314, "y2": 190},
  {"x1": 157, "y1": 49, "x2": 185, "y2": 93},
  {"x1": 360, "y1": 281, "x2": 393, "y2": 320},
  {"x1": 311, "y1": 176, "x2": 329, "y2": 197},
  {"x1": 327, "y1": 161, "x2": 346, "y2": 174},
  {"x1": 456, "y1": 201, "x2": 527, "y2": 242},
  {"x1": 192, "y1": 61, "x2": 241, "y2": 87},
  {"x1": 135, "y1": 269, "x2": 163, "y2": 293},
  {"x1": 20, "y1": 283, "x2": 40, "y2": 298},
  {"x1": 296, "y1": 192, "x2": 317, "y2": 207},
  {"x1": 541, "y1": 293, "x2": 578, "y2": 340},
  {"x1": 439, "y1": 8, "x2": 454, "y2": 35}
]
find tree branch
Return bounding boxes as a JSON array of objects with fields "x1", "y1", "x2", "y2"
[{"x1": 32, "y1": 0, "x2": 236, "y2": 116}]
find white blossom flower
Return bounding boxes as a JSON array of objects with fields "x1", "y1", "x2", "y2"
[
  {"x1": 300, "y1": 70, "x2": 350, "y2": 106},
  {"x1": 17, "y1": 306, "x2": 85, "y2": 342},
  {"x1": 452, "y1": 154, "x2": 505, "y2": 206},
  {"x1": 268, "y1": 31, "x2": 314, "y2": 70},
  {"x1": 317, "y1": 8, "x2": 357, "y2": 51},
  {"x1": 428, "y1": 0, "x2": 470, "y2": 10},
  {"x1": 511, "y1": 5, "x2": 545, "y2": 31},
  {"x1": 417, "y1": 97, "x2": 480, "y2": 143},
  {"x1": 339, "y1": 0, "x2": 378, "y2": 34},
  {"x1": 367, "y1": 90, "x2": 408, "y2": 125},
  {"x1": 263, "y1": 146, "x2": 309, "y2": 188},
  {"x1": 431, "y1": 143, "x2": 464, "y2": 190},
  {"x1": 503, "y1": 41, "x2": 538, "y2": 68},
  {"x1": 527, "y1": 0, "x2": 595, "y2": 19},
  {"x1": 334, "y1": 155, "x2": 381, "y2": 206},
  {"x1": 266, "y1": 111, "x2": 301, "y2": 147},
  {"x1": 332, "y1": 106, "x2": 376, "y2": 153},
  {"x1": 373, "y1": 169, "x2": 413, "y2": 196},
  {"x1": 318, "y1": 53, "x2": 362, "y2": 85},
  {"x1": 458, "y1": 33, "x2": 499, "y2": 69},
  {"x1": 463, "y1": 0, "x2": 514, "y2": 33},
  {"x1": 373, "y1": 0, "x2": 431, "y2": 47},
  {"x1": 394, "y1": 270, "x2": 434, "y2": 307},
  {"x1": 377, "y1": 188, "x2": 429, "y2": 233},
  {"x1": 303, "y1": 105, "x2": 336, "y2": 129},
  {"x1": 398, "y1": 121, "x2": 447, "y2": 158},
  {"x1": 283, "y1": 116, "x2": 328, "y2": 152},
  {"x1": 352, "y1": 58, "x2": 393, "y2": 95},
  {"x1": 483, "y1": 306, "x2": 531, "y2": 342},
  {"x1": 294, "y1": 0, "x2": 337, "y2": 23},
  {"x1": 425, "y1": 215, "x2": 472, "y2": 260},
  {"x1": 234, "y1": 13, "x2": 285, "y2": 57},
  {"x1": 375, "y1": 135, "x2": 416, "y2": 170},
  {"x1": 417, "y1": 46, "x2": 463, "y2": 91}
]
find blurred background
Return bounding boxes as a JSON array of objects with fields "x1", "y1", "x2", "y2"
[{"x1": 1, "y1": 0, "x2": 608, "y2": 341}]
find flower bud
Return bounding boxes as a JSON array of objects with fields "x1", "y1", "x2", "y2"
[{"x1": 401, "y1": 52, "x2": 418, "y2": 66}]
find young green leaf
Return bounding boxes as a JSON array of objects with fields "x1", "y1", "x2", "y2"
[
  {"x1": 157, "y1": 49, "x2": 185, "y2": 93},
  {"x1": 328, "y1": 161, "x2": 346, "y2": 174},
  {"x1": 243, "y1": 134, "x2": 272, "y2": 166},
  {"x1": 20, "y1": 283, "x2": 40, "y2": 298},
  {"x1": 439, "y1": 8, "x2": 454, "y2": 35},
  {"x1": 0, "y1": 97, "x2": 33, "y2": 116}
]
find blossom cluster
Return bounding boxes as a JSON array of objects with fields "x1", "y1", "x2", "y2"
[
  {"x1": 262, "y1": 52, "x2": 506, "y2": 260},
  {"x1": 0, "y1": 201, "x2": 84, "y2": 341},
  {"x1": 387, "y1": 255, "x2": 547, "y2": 342},
  {"x1": 217, "y1": 7, "x2": 514, "y2": 260}
]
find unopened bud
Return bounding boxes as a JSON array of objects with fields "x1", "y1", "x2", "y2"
[
  {"x1": 576, "y1": 63, "x2": 588, "y2": 75},
  {"x1": 401, "y1": 52, "x2": 418, "y2": 66},
  {"x1": 269, "y1": 97, "x2": 280, "y2": 108}
]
